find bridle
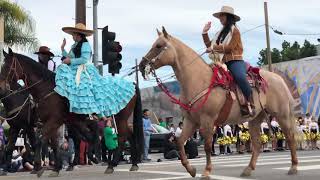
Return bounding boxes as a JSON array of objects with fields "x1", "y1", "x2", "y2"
[
  {"x1": 141, "y1": 41, "x2": 212, "y2": 112},
  {"x1": 142, "y1": 45, "x2": 168, "y2": 79},
  {"x1": 0, "y1": 55, "x2": 47, "y2": 101},
  {"x1": 5, "y1": 56, "x2": 29, "y2": 89}
]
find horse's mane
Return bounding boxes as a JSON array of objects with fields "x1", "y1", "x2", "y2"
[{"x1": 15, "y1": 53, "x2": 56, "y2": 84}]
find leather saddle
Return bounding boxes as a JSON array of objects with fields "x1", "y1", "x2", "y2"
[{"x1": 212, "y1": 63, "x2": 267, "y2": 125}]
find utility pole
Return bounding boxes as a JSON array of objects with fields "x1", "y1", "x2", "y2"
[
  {"x1": 93, "y1": 0, "x2": 99, "y2": 69},
  {"x1": 76, "y1": 0, "x2": 86, "y2": 25},
  {"x1": 0, "y1": 16, "x2": 4, "y2": 64},
  {"x1": 264, "y1": 2, "x2": 272, "y2": 71}
]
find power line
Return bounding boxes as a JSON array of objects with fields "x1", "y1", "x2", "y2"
[
  {"x1": 241, "y1": 24, "x2": 265, "y2": 35},
  {"x1": 270, "y1": 26, "x2": 320, "y2": 36}
]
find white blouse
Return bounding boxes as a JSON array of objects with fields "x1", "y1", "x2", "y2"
[
  {"x1": 261, "y1": 122, "x2": 269, "y2": 134},
  {"x1": 224, "y1": 125, "x2": 233, "y2": 137},
  {"x1": 309, "y1": 122, "x2": 319, "y2": 133}
]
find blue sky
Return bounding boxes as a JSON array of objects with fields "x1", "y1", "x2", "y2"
[{"x1": 13, "y1": 0, "x2": 320, "y2": 88}]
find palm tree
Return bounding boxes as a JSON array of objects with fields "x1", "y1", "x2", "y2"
[{"x1": 0, "y1": 0, "x2": 39, "y2": 51}]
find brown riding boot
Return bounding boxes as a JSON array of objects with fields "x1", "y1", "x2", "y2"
[{"x1": 240, "y1": 96, "x2": 256, "y2": 117}]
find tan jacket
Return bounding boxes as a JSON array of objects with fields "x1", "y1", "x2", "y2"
[{"x1": 202, "y1": 27, "x2": 243, "y2": 63}]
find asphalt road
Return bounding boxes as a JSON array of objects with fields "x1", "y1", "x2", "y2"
[{"x1": 1, "y1": 150, "x2": 320, "y2": 180}]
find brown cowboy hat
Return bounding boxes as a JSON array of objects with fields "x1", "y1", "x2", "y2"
[
  {"x1": 62, "y1": 23, "x2": 93, "y2": 36},
  {"x1": 213, "y1": 6, "x2": 241, "y2": 22},
  {"x1": 34, "y1": 46, "x2": 54, "y2": 57}
]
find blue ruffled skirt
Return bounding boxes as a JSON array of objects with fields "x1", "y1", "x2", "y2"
[{"x1": 54, "y1": 63, "x2": 135, "y2": 116}]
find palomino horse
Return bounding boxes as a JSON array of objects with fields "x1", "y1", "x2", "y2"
[
  {"x1": 0, "y1": 49, "x2": 144, "y2": 177},
  {"x1": 139, "y1": 27, "x2": 298, "y2": 179}
]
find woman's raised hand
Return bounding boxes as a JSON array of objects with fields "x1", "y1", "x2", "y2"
[
  {"x1": 202, "y1": 22, "x2": 212, "y2": 34},
  {"x1": 61, "y1": 38, "x2": 66, "y2": 51}
]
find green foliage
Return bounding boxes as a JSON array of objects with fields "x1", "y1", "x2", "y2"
[
  {"x1": 257, "y1": 40, "x2": 317, "y2": 66},
  {"x1": 0, "y1": 0, "x2": 39, "y2": 51}
]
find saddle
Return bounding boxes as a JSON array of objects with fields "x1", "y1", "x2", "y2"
[{"x1": 212, "y1": 63, "x2": 267, "y2": 126}]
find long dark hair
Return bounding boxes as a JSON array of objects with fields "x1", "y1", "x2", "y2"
[
  {"x1": 216, "y1": 13, "x2": 236, "y2": 45},
  {"x1": 73, "y1": 33, "x2": 88, "y2": 58}
]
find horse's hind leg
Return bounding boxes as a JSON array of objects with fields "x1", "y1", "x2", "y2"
[
  {"x1": 241, "y1": 113, "x2": 265, "y2": 177},
  {"x1": 178, "y1": 119, "x2": 197, "y2": 177},
  {"x1": 276, "y1": 113, "x2": 298, "y2": 175}
]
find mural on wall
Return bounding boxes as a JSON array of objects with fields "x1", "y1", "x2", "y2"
[
  {"x1": 141, "y1": 56, "x2": 320, "y2": 124},
  {"x1": 271, "y1": 56, "x2": 320, "y2": 118}
]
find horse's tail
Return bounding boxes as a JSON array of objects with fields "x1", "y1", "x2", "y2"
[{"x1": 132, "y1": 84, "x2": 144, "y2": 163}]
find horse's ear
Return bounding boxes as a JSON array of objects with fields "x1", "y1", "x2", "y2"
[
  {"x1": 8, "y1": 47, "x2": 13, "y2": 55},
  {"x1": 162, "y1": 26, "x2": 170, "y2": 39},
  {"x1": 156, "y1": 28, "x2": 161, "y2": 36},
  {"x1": 2, "y1": 49, "x2": 8, "y2": 58}
]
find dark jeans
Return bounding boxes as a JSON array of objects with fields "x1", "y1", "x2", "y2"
[
  {"x1": 107, "y1": 148, "x2": 120, "y2": 167},
  {"x1": 226, "y1": 60, "x2": 252, "y2": 100},
  {"x1": 164, "y1": 150, "x2": 179, "y2": 159}
]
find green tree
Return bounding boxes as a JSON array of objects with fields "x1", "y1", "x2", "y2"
[
  {"x1": 0, "y1": 0, "x2": 38, "y2": 51},
  {"x1": 300, "y1": 40, "x2": 317, "y2": 58},
  {"x1": 258, "y1": 40, "x2": 317, "y2": 66},
  {"x1": 257, "y1": 48, "x2": 282, "y2": 66}
]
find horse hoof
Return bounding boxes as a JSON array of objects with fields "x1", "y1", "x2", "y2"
[
  {"x1": 130, "y1": 165, "x2": 139, "y2": 171},
  {"x1": 37, "y1": 168, "x2": 45, "y2": 178},
  {"x1": 288, "y1": 167, "x2": 298, "y2": 175},
  {"x1": 240, "y1": 167, "x2": 252, "y2": 177},
  {"x1": 104, "y1": 167, "x2": 114, "y2": 174},
  {"x1": 30, "y1": 170, "x2": 37, "y2": 174},
  {"x1": 200, "y1": 176, "x2": 211, "y2": 180},
  {"x1": 48, "y1": 171, "x2": 59, "y2": 177},
  {"x1": 189, "y1": 166, "x2": 197, "y2": 177}
]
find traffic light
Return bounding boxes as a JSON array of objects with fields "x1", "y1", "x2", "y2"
[{"x1": 102, "y1": 26, "x2": 122, "y2": 75}]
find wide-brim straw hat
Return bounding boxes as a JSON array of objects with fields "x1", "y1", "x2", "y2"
[
  {"x1": 62, "y1": 23, "x2": 93, "y2": 36},
  {"x1": 213, "y1": 6, "x2": 241, "y2": 22},
  {"x1": 34, "y1": 46, "x2": 54, "y2": 57}
]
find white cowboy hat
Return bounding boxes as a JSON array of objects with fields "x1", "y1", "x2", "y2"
[
  {"x1": 213, "y1": 6, "x2": 241, "y2": 22},
  {"x1": 62, "y1": 23, "x2": 93, "y2": 36}
]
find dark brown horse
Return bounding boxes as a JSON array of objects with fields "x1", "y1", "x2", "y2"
[
  {"x1": 0, "y1": 78, "x2": 102, "y2": 175},
  {"x1": 0, "y1": 49, "x2": 144, "y2": 177},
  {"x1": 0, "y1": 82, "x2": 37, "y2": 175}
]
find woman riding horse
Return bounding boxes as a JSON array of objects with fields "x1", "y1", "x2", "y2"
[
  {"x1": 202, "y1": 6, "x2": 254, "y2": 117},
  {"x1": 56, "y1": 23, "x2": 135, "y2": 119}
]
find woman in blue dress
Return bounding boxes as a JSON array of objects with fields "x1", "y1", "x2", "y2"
[{"x1": 54, "y1": 23, "x2": 135, "y2": 118}]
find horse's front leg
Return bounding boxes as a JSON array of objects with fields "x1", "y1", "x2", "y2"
[{"x1": 178, "y1": 119, "x2": 197, "y2": 177}]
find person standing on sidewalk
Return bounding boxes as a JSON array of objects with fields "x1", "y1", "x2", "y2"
[{"x1": 142, "y1": 109, "x2": 155, "y2": 161}]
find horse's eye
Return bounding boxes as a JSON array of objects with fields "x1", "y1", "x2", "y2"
[{"x1": 156, "y1": 44, "x2": 162, "y2": 49}]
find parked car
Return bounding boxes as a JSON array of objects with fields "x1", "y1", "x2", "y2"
[{"x1": 149, "y1": 124, "x2": 170, "y2": 153}]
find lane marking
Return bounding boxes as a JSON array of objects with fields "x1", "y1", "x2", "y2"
[
  {"x1": 222, "y1": 159, "x2": 320, "y2": 167},
  {"x1": 142, "y1": 155, "x2": 320, "y2": 167},
  {"x1": 274, "y1": 165, "x2": 320, "y2": 171},
  {"x1": 144, "y1": 176, "x2": 192, "y2": 180},
  {"x1": 117, "y1": 169, "x2": 252, "y2": 180}
]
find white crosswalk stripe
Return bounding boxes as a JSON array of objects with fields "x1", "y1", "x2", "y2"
[{"x1": 141, "y1": 153, "x2": 320, "y2": 171}]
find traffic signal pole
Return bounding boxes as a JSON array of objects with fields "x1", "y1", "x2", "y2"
[
  {"x1": 75, "y1": 0, "x2": 86, "y2": 25},
  {"x1": 93, "y1": 0, "x2": 101, "y2": 74}
]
